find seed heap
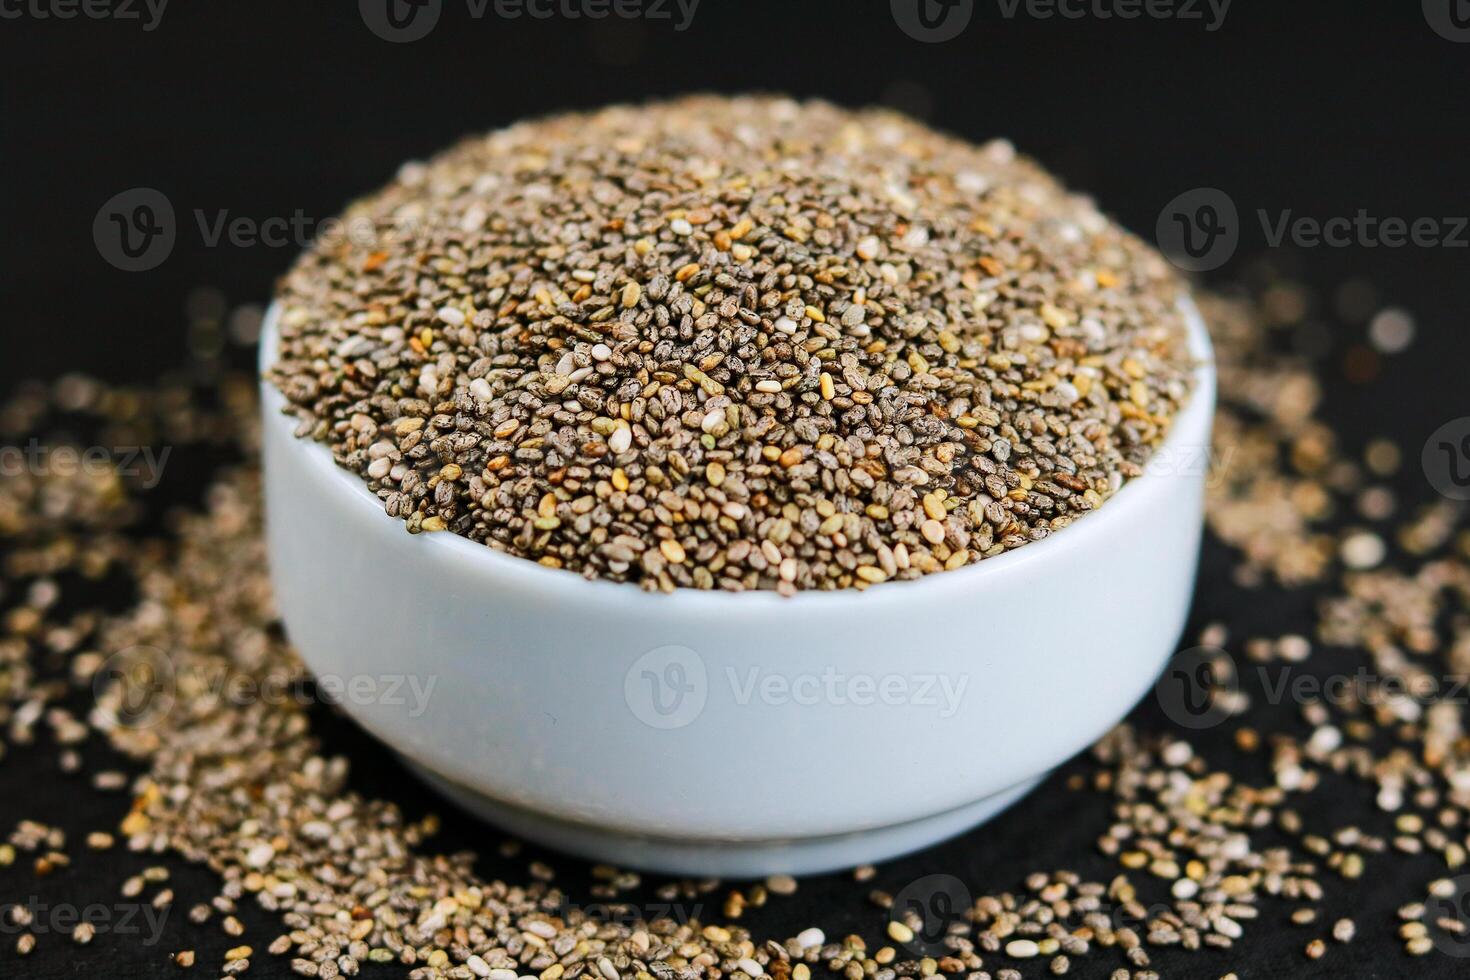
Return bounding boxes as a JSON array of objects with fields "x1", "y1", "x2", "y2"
[{"x1": 270, "y1": 96, "x2": 1193, "y2": 593}]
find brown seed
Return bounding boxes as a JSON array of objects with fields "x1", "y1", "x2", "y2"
[{"x1": 765, "y1": 874, "x2": 798, "y2": 896}]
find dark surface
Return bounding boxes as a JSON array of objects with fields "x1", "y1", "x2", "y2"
[{"x1": 3, "y1": 2, "x2": 1470, "y2": 977}]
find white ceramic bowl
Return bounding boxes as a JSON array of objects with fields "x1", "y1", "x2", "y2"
[{"x1": 260, "y1": 298, "x2": 1215, "y2": 877}]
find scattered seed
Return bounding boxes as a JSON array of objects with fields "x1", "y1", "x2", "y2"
[{"x1": 1005, "y1": 940, "x2": 1039, "y2": 959}]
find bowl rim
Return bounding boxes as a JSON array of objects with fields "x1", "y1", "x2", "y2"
[{"x1": 260, "y1": 294, "x2": 1216, "y2": 612}]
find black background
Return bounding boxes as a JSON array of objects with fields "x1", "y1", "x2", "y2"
[{"x1": 3, "y1": 2, "x2": 1469, "y2": 977}]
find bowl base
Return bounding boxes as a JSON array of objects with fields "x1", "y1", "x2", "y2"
[{"x1": 401, "y1": 758, "x2": 1044, "y2": 877}]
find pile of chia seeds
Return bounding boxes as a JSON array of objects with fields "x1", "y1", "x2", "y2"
[{"x1": 270, "y1": 96, "x2": 1192, "y2": 593}]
